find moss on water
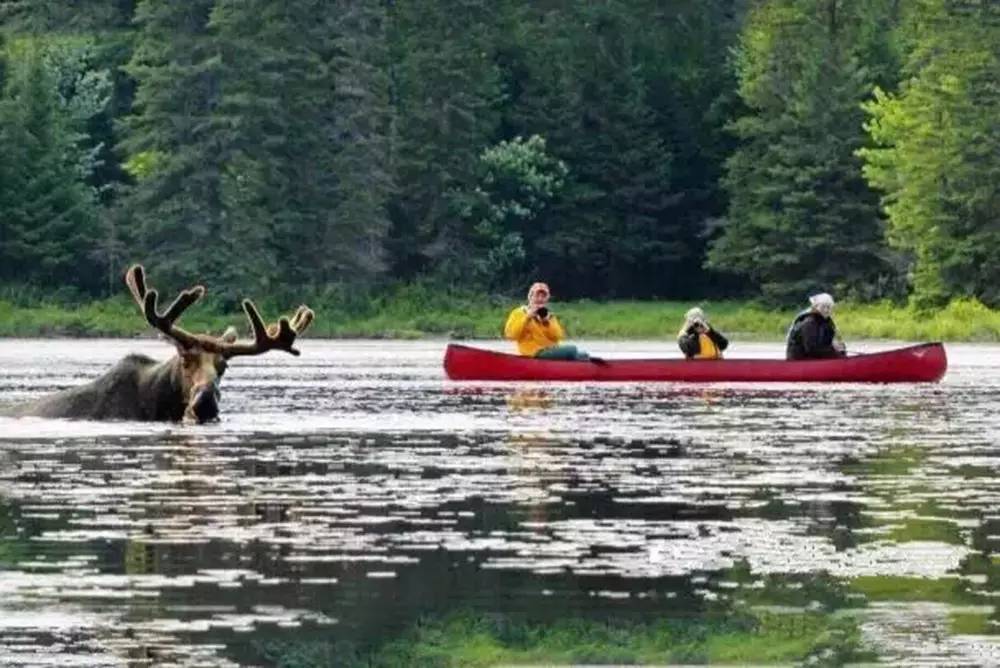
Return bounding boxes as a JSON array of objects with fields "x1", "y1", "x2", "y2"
[
  {"x1": 849, "y1": 576, "x2": 978, "y2": 604},
  {"x1": 950, "y1": 612, "x2": 995, "y2": 635},
  {"x1": 887, "y1": 518, "x2": 965, "y2": 545}
]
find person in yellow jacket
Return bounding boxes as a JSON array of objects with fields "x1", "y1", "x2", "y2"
[
  {"x1": 677, "y1": 307, "x2": 728, "y2": 360},
  {"x1": 504, "y1": 282, "x2": 594, "y2": 361}
]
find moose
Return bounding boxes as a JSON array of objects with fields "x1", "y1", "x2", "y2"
[{"x1": 11, "y1": 265, "x2": 314, "y2": 423}]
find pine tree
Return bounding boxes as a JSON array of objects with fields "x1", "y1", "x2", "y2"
[
  {"x1": 708, "y1": 0, "x2": 900, "y2": 303},
  {"x1": 0, "y1": 41, "x2": 101, "y2": 290},
  {"x1": 386, "y1": 0, "x2": 503, "y2": 280},
  {"x1": 209, "y1": 0, "x2": 393, "y2": 290},
  {"x1": 325, "y1": 0, "x2": 393, "y2": 285},
  {"x1": 120, "y1": 0, "x2": 233, "y2": 294},
  {"x1": 860, "y1": 0, "x2": 1000, "y2": 307},
  {"x1": 0, "y1": 0, "x2": 135, "y2": 32},
  {"x1": 504, "y1": 2, "x2": 678, "y2": 297},
  {"x1": 631, "y1": 0, "x2": 749, "y2": 297}
]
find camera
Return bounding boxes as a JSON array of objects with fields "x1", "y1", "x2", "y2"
[{"x1": 536, "y1": 306, "x2": 549, "y2": 319}]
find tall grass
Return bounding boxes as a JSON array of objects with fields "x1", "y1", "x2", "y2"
[{"x1": 0, "y1": 290, "x2": 996, "y2": 341}]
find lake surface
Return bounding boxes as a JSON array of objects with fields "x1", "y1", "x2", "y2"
[{"x1": 0, "y1": 338, "x2": 998, "y2": 666}]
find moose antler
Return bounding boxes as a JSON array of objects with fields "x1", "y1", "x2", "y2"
[
  {"x1": 124, "y1": 264, "x2": 314, "y2": 356},
  {"x1": 217, "y1": 300, "x2": 315, "y2": 358},
  {"x1": 126, "y1": 264, "x2": 208, "y2": 350}
]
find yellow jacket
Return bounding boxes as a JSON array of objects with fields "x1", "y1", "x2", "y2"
[
  {"x1": 504, "y1": 306, "x2": 565, "y2": 356},
  {"x1": 694, "y1": 332, "x2": 723, "y2": 359}
]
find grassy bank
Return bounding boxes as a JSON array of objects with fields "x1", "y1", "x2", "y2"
[{"x1": 0, "y1": 291, "x2": 997, "y2": 342}]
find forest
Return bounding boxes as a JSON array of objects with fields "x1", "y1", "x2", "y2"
[{"x1": 0, "y1": 0, "x2": 998, "y2": 310}]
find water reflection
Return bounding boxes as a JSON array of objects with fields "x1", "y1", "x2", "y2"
[{"x1": 0, "y1": 339, "x2": 997, "y2": 665}]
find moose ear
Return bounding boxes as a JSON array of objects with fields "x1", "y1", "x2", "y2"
[{"x1": 221, "y1": 326, "x2": 238, "y2": 344}]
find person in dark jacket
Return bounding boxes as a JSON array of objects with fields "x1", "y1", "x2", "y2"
[
  {"x1": 785, "y1": 293, "x2": 847, "y2": 360},
  {"x1": 678, "y1": 307, "x2": 728, "y2": 359}
]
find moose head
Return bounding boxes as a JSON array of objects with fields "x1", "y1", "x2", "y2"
[{"x1": 12, "y1": 265, "x2": 315, "y2": 423}]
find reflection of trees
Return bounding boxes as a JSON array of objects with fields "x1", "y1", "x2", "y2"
[
  {"x1": 255, "y1": 556, "x2": 873, "y2": 666},
  {"x1": 0, "y1": 499, "x2": 31, "y2": 567},
  {"x1": 827, "y1": 421, "x2": 1000, "y2": 655}
]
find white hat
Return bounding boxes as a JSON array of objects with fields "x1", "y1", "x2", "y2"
[
  {"x1": 809, "y1": 293, "x2": 834, "y2": 308},
  {"x1": 685, "y1": 307, "x2": 706, "y2": 322}
]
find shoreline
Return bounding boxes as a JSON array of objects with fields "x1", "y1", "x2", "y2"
[{"x1": 0, "y1": 297, "x2": 997, "y2": 343}]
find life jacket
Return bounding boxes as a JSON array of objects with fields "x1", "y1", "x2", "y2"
[{"x1": 695, "y1": 332, "x2": 722, "y2": 359}]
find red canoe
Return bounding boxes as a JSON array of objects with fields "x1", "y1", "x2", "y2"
[{"x1": 443, "y1": 342, "x2": 947, "y2": 383}]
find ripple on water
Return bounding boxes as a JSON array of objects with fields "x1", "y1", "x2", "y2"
[{"x1": 0, "y1": 339, "x2": 998, "y2": 664}]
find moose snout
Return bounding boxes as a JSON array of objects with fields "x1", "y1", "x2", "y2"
[{"x1": 189, "y1": 383, "x2": 220, "y2": 423}]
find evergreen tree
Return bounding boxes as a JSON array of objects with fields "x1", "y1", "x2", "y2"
[
  {"x1": 504, "y1": 2, "x2": 678, "y2": 297},
  {"x1": 327, "y1": 0, "x2": 393, "y2": 285},
  {"x1": 120, "y1": 0, "x2": 232, "y2": 295},
  {"x1": 0, "y1": 40, "x2": 101, "y2": 290},
  {"x1": 1, "y1": 3, "x2": 140, "y2": 294},
  {"x1": 860, "y1": 0, "x2": 1000, "y2": 307},
  {"x1": 708, "y1": 0, "x2": 899, "y2": 303},
  {"x1": 386, "y1": 0, "x2": 502, "y2": 280},
  {"x1": 632, "y1": 0, "x2": 749, "y2": 297},
  {"x1": 209, "y1": 0, "x2": 393, "y2": 290},
  {"x1": 0, "y1": 0, "x2": 135, "y2": 32}
]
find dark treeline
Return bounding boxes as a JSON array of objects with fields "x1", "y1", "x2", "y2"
[{"x1": 0, "y1": 0, "x2": 997, "y2": 307}]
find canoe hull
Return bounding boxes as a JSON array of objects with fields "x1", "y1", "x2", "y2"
[{"x1": 443, "y1": 343, "x2": 947, "y2": 383}]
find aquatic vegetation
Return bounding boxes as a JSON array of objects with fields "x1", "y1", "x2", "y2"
[
  {"x1": 949, "y1": 612, "x2": 995, "y2": 635},
  {"x1": 887, "y1": 518, "x2": 965, "y2": 546},
  {"x1": 849, "y1": 576, "x2": 978, "y2": 604}
]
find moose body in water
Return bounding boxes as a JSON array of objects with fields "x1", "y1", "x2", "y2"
[{"x1": 11, "y1": 265, "x2": 314, "y2": 424}]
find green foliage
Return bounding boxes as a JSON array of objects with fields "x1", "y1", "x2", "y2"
[
  {"x1": 709, "y1": 0, "x2": 901, "y2": 304},
  {"x1": 0, "y1": 291, "x2": 997, "y2": 341},
  {"x1": 0, "y1": 0, "x2": 133, "y2": 32},
  {"x1": 387, "y1": 0, "x2": 503, "y2": 279},
  {"x1": 859, "y1": 0, "x2": 1000, "y2": 308},
  {"x1": 120, "y1": 0, "x2": 230, "y2": 292},
  {"x1": 210, "y1": 0, "x2": 393, "y2": 290},
  {"x1": 0, "y1": 0, "x2": 993, "y2": 307},
  {"x1": 0, "y1": 38, "x2": 103, "y2": 290},
  {"x1": 502, "y1": 2, "x2": 684, "y2": 297},
  {"x1": 451, "y1": 135, "x2": 568, "y2": 291}
]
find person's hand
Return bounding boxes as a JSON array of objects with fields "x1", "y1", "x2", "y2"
[{"x1": 833, "y1": 339, "x2": 846, "y2": 354}]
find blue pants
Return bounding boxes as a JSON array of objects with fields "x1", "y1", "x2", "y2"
[{"x1": 535, "y1": 344, "x2": 589, "y2": 361}]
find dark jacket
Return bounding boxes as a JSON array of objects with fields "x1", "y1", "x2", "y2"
[
  {"x1": 678, "y1": 325, "x2": 729, "y2": 359},
  {"x1": 785, "y1": 310, "x2": 844, "y2": 360}
]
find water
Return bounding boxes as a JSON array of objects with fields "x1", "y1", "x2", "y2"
[{"x1": 0, "y1": 338, "x2": 998, "y2": 666}]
